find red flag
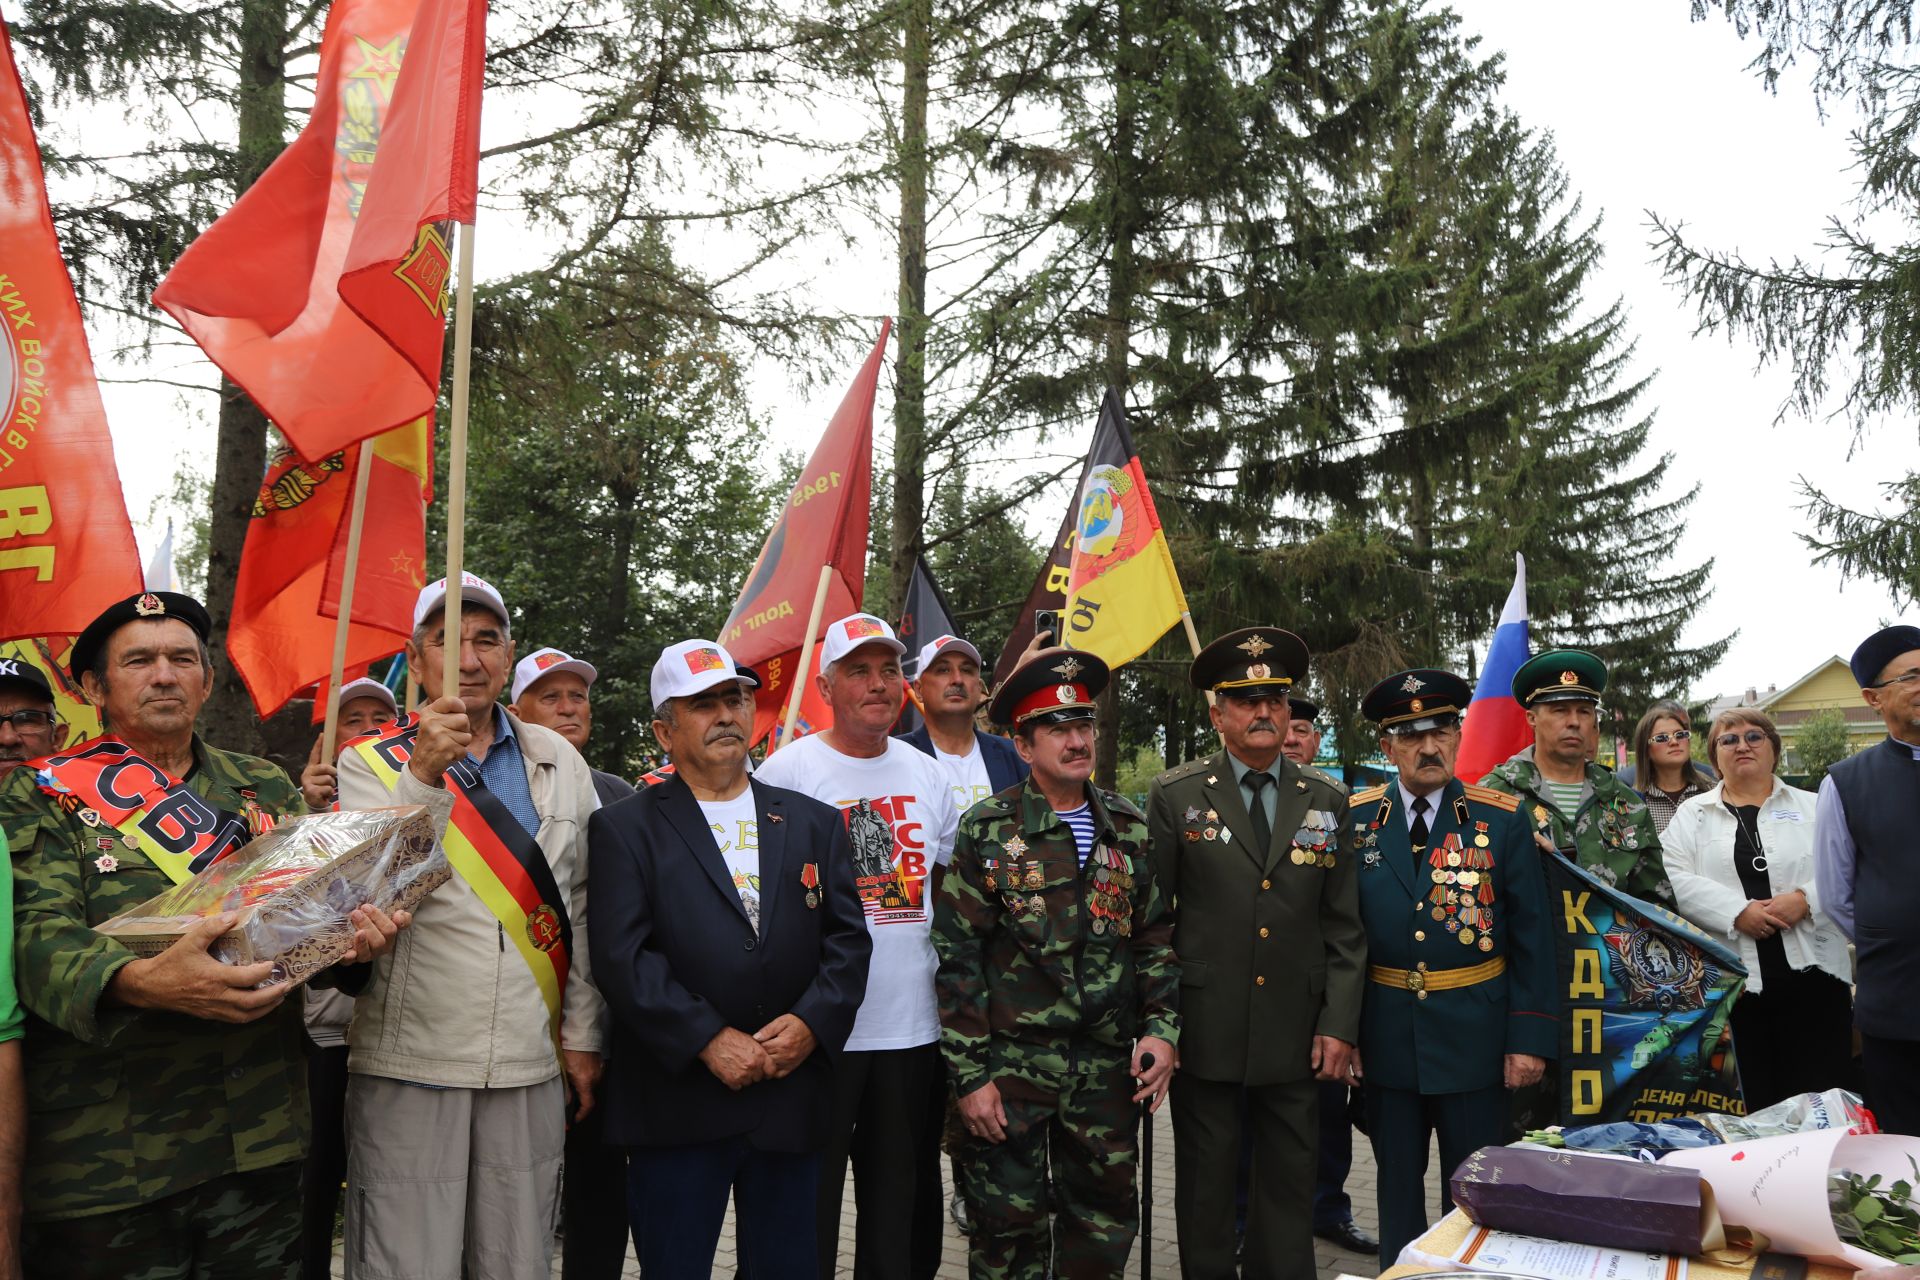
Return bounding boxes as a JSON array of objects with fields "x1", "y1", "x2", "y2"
[
  {"x1": 152, "y1": 0, "x2": 486, "y2": 464},
  {"x1": 0, "y1": 16, "x2": 143, "y2": 638},
  {"x1": 226, "y1": 423, "x2": 432, "y2": 718},
  {"x1": 722, "y1": 321, "x2": 888, "y2": 746}
]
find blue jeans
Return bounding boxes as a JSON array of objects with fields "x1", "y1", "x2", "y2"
[{"x1": 628, "y1": 1137, "x2": 820, "y2": 1279}]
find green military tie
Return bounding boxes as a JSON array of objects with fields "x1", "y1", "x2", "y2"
[{"x1": 1246, "y1": 770, "x2": 1273, "y2": 853}]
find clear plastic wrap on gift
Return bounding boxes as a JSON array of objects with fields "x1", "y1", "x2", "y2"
[{"x1": 94, "y1": 805, "x2": 449, "y2": 986}]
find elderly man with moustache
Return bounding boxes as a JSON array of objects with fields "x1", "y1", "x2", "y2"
[
  {"x1": 754, "y1": 613, "x2": 959, "y2": 1280},
  {"x1": 336, "y1": 573, "x2": 605, "y2": 1280},
  {"x1": 1351, "y1": 669, "x2": 1555, "y2": 1264},
  {"x1": 1816, "y1": 623, "x2": 1920, "y2": 1136},
  {"x1": 2, "y1": 592, "x2": 405, "y2": 1279},
  {"x1": 1147, "y1": 630, "x2": 1365, "y2": 1280},
  {"x1": 588, "y1": 639, "x2": 870, "y2": 1278},
  {"x1": 511, "y1": 647, "x2": 636, "y2": 810}
]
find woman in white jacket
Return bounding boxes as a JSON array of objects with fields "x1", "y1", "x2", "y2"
[{"x1": 1663, "y1": 708, "x2": 1854, "y2": 1110}]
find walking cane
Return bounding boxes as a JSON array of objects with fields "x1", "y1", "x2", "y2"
[{"x1": 1138, "y1": 1051, "x2": 1156, "y2": 1280}]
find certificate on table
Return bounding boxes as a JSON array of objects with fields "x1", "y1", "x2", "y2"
[{"x1": 1450, "y1": 1224, "x2": 1690, "y2": 1280}]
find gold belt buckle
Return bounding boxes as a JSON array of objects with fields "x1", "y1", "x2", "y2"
[{"x1": 1404, "y1": 970, "x2": 1426, "y2": 992}]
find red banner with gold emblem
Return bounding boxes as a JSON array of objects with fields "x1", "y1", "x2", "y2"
[
  {"x1": 721, "y1": 322, "x2": 886, "y2": 747},
  {"x1": 227, "y1": 423, "x2": 430, "y2": 718},
  {"x1": 0, "y1": 16, "x2": 144, "y2": 638},
  {"x1": 152, "y1": 0, "x2": 485, "y2": 464}
]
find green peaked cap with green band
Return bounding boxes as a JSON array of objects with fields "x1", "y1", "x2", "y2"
[{"x1": 1511, "y1": 648, "x2": 1608, "y2": 707}]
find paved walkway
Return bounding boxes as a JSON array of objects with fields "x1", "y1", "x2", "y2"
[{"x1": 330, "y1": 1104, "x2": 1417, "y2": 1278}]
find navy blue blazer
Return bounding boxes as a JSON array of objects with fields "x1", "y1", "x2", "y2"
[
  {"x1": 587, "y1": 774, "x2": 872, "y2": 1153},
  {"x1": 899, "y1": 726, "x2": 1029, "y2": 796}
]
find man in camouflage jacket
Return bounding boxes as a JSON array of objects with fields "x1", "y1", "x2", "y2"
[
  {"x1": 932, "y1": 648, "x2": 1178, "y2": 1280},
  {"x1": 3, "y1": 593, "x2": 404, "y2": 1279}
]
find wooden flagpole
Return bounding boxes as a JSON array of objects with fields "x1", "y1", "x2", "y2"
[
  {"x1": 320, "y1": 444, "x2": 378, "y2": 765},
  {"x1": 1179, "y1": 610, "x2": 1215, "y2": 707},
  {"x1": 777, "y1": 564, "x2": 836, "y2": 751},
  {"x1": 441, "y1": 222, "x2": 478, "y2": 699}
]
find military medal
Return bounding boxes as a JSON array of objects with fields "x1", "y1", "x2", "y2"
[
  {"x1": 800, "y1": 862, "x2": 820, "y2": 909},
  {"x1": 95, "y1": 837, "x2": 116, "y2": 852},
  {"x1": 1205, "y1": 809, "x2": 1218, "y2": 822},
  {"x1": 93, "y1": 853, "x2": 118, "y2": 874},
  {"x1": 1005, "y1": 834, "x2": 1028, "y2": 859},
  {"x1": 78, "y1": 807, "x2": 101, "y2": 828},
  {"x1": 1024, "y1": 862, "x2": 1044, "y2": 890},
  {"x1": 1184, "y1": 807, "x2": 1200, "y2": 822},
  {"x1": 1028, "y1": 893, "x2": 1044, "y2": 913},
  {"x1": 121, "y1": 834, "x2": 138, "y2": 850}
]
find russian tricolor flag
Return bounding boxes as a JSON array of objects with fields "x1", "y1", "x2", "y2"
[{"x1": 1457, "y1": 553, "x2": 1532, "y2": 785}]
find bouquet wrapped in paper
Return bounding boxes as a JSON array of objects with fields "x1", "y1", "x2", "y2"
[
  {"x1": 1451, "y1": 1144, "x2": 1727, "y2": 1255},
  {"x1": 95, "y1": 805, "x2": 448, "y2": 986}
]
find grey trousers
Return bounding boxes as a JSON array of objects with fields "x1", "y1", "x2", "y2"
[{"x1": 343, "y1": 1073, "x2": 566, "y2": 1280}]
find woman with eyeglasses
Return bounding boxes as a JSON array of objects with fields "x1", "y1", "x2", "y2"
[
  {"x1": 1629, "y1": 700, "x2": 1714, "y2": 834},
  {"x1": 1662, "y1": 709, "x2": 1854, "y2": 1109}
]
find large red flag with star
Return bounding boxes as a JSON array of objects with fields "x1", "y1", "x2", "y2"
[{"x1": 152, "y1": 0, "x2": 485, "y2": 464}]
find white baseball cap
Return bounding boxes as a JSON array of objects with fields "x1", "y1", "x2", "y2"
[
  {"x1": 651, "y1": 639, "x2": 760, "y2": 708},
  {"x1": 511, "y1": 647, "x2": 599, "y2": 703},
  {"x1": 914, "y1": 633, "x2": 982, "y2": 676},
  {"x1": 820, "y1": 613, "x2": 907, "y2": 668},
  {"x1": 412, "y1": 572, "x2": 510, "y2": 630},
  {"x1": 337, "y1": 676, "x2": 398, "y2": 715}
]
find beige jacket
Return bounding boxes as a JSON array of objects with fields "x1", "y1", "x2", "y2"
[{"x1": 339, "y1": 708, "x2": 606, "y2": 1087}]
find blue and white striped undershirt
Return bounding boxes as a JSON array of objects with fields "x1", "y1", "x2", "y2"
[{"x1": 1057, "y1": 803, "x2": 1097, "y2": 866}]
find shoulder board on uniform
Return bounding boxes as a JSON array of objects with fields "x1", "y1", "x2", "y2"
[
  {"x1": 1462, "y1": 783, "x2": 1520, "y2": 813},
  {"x1": 1154, "y1": 758, "x2": 1210, "y2": 787},
  {"x1": 1349, "y1": 783, "x2": 1389, "y2": 808},
  {"x1": 1101, "y1": 789, "x2": 1145, "y2": 820},
  {"x1": 1301, "y1": 765, "x2": 1347, "y2": 794}
]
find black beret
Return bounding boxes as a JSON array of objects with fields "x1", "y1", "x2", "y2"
[
  {"x1": 1850, "y1": 624, "x2": 1920, "y2": 688},
  {"x1": 70, "y1": 592, "x2": 213, "y2": 682}
]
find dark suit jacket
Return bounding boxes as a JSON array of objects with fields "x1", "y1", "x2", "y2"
[
  {"x1": 1352, "y1": 776, "x2": 1557, "y2": 1094},
  {"x1": 1146, "y1": 748, "x2": 1366, "y2": 1085},
  {"x1": 899, "y1": 726, "x2": 1028, "y2": 796},
  {"x1": 587, "y1": 773, "x2": 872, "y2": 1153}
]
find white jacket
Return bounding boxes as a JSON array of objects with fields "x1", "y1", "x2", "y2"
[
  {"x1": 339, "y1": 709, "x2": 605, "y2": 1087},
  {"x1": 1662, "y1": 777, "x2": 1853, "y2": 993}
]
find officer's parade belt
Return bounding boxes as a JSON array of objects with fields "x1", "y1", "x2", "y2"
[
  {"x1": 350, "y1": 715, "x2": 571, "y2": 1048},
  {"x1": 32, "y1": 738, "x2": 253, "y2": 884},
  {"x1": 1367, "y1": 954, "x2": 1506, "y2": 996}
]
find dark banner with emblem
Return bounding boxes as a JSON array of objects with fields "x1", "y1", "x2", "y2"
[
  {"x1": 1544, "y1": 855, "x2": 1747, "y2": 1125},
  {"x1": 894, "y1": 554, "x2": 958, "y2": 735}
]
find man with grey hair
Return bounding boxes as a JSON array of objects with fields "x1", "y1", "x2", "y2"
[
  {"x1": 755, "y1": 613, "x2": 959, "y2": 1280},
  {"x1": 337, "y1": 572, "x2": 606, "y2": 1280}
]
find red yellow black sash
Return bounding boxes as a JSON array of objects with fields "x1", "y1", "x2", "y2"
[
  {"x1": 349, "y1": 715, "x2": 571, "y2": 1038},
  {"x1": 34, "y1": 738, "x2": 253, "y2": 884}
]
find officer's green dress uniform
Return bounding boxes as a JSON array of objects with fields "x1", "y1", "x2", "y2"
[
  {"x1": 1145, "y1": 628, "x2": 1365, "y2": 1280},
  {"x1": 1353, "y1": 670, "x2": 1556, "y2": 1267},
  {"x1": 2, "y1": 593, "x2": 315, "y2": 1279},
  {"x1": 932, "y1": 649, "x2": 1180, "y2": 1280},
  {"x1": 1476, "y1": 651, "x2": 1670, "y2": 1135}
]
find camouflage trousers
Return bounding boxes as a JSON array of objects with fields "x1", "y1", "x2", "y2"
[
  {"x1": 955, "y1": 1061, "x2": 1140, "y2": 1280},
  {"x1": 22, "y1": 1161, "x2": 301, "y2": 1280}
]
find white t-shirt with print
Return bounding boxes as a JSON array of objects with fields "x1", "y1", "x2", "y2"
[
  {"x1": 933, "y1": 740, "x2": 995, "y2": 817},
  {"x1": 698, "y1": 791, "x2": 762, "y2": 936},
  {"x1": 755, "y1": 734, "x2": 959, "y2": 1051}
]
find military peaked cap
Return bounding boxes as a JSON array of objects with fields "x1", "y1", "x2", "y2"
[
  {"x1": 1189, "y1": 627, "x2": 1308, "y2": 699},
  {"x1": 1512, "y1": 649, "x2": 1607, "y2": 707},
  {"x1": 1362, "y1": 668, "x2": 1469, "y2": 734},
  {"x1": 989, "y1": 647, "x2": 1109, "y2": 727}
]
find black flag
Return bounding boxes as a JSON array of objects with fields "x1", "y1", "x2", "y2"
[{"x1": 895, "y1": 555, "x2": 960, "y2": 734}]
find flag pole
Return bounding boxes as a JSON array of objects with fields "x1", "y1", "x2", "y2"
[
  {"x1": 778, "y1": 564, "x2": 835, "y2": 751},
  {"x1": 441, "y1": 220, "x2": 478, "y2": 700},
  {"x1": 321, "y1": 444, "x2": 377, "y2": 765},
  {"x1": 1179, "y1": 610, "x2": 1216, "y2": 707}
]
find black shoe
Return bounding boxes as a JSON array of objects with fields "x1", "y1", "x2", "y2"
[{"x1": 1315, "y1": 1220, "x2": 1379, "y2": 1253}]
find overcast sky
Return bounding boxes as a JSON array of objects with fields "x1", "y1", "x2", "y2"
[{"x1": 88, "y1": 0, "x2": 1918, "y2": 706}]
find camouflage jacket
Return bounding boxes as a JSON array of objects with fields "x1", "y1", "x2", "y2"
[
  {"x1": 931, "y1": 778, "x2": 1179, "y2": 1096},
  {"x1": 2, "y1": 737, "x2": 310, "y2": 1221},
  {"x1": 1479, "y1": 747, "x2": 1674, "y2": 909}
]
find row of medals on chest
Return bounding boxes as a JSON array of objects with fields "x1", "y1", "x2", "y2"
[
  {"x1": 1184, "y1": 803, "x2": 1337, "y2": 869},
  {"x1": 986, "y1": 833, "x2": 1135, "y2": 936},
  {"x1": 1426, "y1": 829, "x2": 1496, "y2": 951}
]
